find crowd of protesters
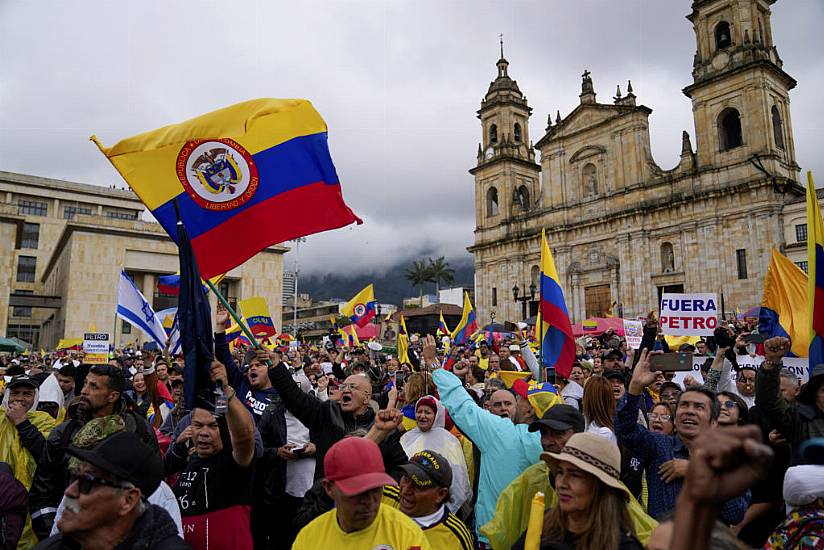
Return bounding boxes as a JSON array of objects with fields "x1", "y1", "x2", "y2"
[{"x1": 1, "y1": 309, "x2": 823, "y2": 549}]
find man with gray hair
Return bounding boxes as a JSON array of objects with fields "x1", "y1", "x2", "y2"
[{"x1": 35, "y1": 430, "x2": 186, "y2": 549}]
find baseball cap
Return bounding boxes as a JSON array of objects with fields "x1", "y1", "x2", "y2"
[
  {"x1": 529, "y1": 404, "x2": 585, "y2": 433},
  {"x1": 603, "y1": 369, "x2": 625, "y2": 383},
  {"x1": 7, "y1": 374, "x2": 38, "y2": 390},
  {"x1": 660, "y1": 381, "x2": 682, "y2": 394},
  {"x1": 678, "y1": 343, "x2": 697, "y2": 352},
  {"x1": 323, "y1": 437, "x2": 395, "y2": 496},
  {"x1": 397, "y1": 450, "x2": 453, "y2": 489},
  {"x1": 508, "y1": 344, "x2": 520, "y2": 352},
  {"x1": 67, "y1": 431, "x2": 162, "y2": 497}
]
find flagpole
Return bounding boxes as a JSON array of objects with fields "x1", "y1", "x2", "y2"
[
  {"x1": 538, "y1": 282, "x2": 544, "y2": 384},
  {"x1": 204, "y1": 280, "x2": 261, "y2": 349}
]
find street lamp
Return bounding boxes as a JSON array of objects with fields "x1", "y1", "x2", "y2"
[{"x1": 512, "y1": 282, "x2": 536, "y2": 320}]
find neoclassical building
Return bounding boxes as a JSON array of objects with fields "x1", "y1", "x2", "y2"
[{"x1": 469, "y1": 0, "x2": 814, "y2": 324}]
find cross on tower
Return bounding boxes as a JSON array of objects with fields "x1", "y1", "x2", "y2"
[{"x1": 499, "y1": 33, "x2": 504, "y2": 58}]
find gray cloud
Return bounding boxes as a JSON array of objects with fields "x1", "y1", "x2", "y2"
[{"x1": 0, "y1": 0, "x2": 820, "y2": 276}]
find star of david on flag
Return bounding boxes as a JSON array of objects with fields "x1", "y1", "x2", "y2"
[{"x1": 116, "y1": 270, "x2": 167, "y2": 348}]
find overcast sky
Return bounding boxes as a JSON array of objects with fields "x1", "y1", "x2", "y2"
[{"x1": 1, "y1": 0, "x2": 821, "y2": 276}]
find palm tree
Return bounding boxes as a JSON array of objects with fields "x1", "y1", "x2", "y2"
[
  {"x1": 428, "y1": 256, "x2": 455, "y2": 296},
  {"x1": 404, "y1": 260, "x2": 434, "y2": 306}
]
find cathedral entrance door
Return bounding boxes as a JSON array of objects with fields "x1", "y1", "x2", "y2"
[{"x1": 585, "y1": 285, "x2": 611, "y2": 318}]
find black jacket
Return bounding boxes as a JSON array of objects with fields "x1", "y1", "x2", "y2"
[
  {"x1": 0, "y1": 462, "x2": 27, "y2": 550},
  {"x1": 254, "y1": 394, "x2": 289, "y2": 505},
  {"x1": 28, "y1": 402, "x2": 158, "y2": 540},
  {"x1": 15, "y1": 419, "x2": 48, "y2": 462},
  {"x1": 267, "y1": 363, "x2": 407, "y2": 479},
  {"x1": 34, "y1": 504, "x2": 189, "y2": 550}
]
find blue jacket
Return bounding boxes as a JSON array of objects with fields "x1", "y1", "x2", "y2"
[
  {"x1": 433, "y1": 368, "x2": 542, "y2": 542},
  {"x1": 617, "y1": 393, "x2": 749, "y2": 524}
]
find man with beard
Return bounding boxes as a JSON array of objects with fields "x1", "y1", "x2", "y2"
[
  {"x1": 28, "y1": 365, "x2": 157, "y2": 539},
  {"x1": 618, "y1": 350, "x2": 749, "y2": 524}
]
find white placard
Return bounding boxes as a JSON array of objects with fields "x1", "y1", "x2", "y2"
[
  {"x1": 623, "y1": 320, "x2": 643, "y2": 349},
  {"x1": 660, "y1": 293, "x2": 718, "y2": 336},
  {"x1": 83, "y1": 332, "x2": 110, "y2": 364}
]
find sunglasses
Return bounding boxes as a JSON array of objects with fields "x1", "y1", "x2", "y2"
[
  {"x1": 68, "y1": 473, "x2": 130, "y2": 495},
  {"x1": 721, "y1": 400, "x2": 738, "y2": 410},
  {"x1": 649, "y1": 413, "x2": 671, "y2": 422}
]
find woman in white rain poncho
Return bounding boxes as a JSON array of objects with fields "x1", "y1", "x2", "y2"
[{"x1": 400, "y1": 395, "x2": 472, "y2": 515}]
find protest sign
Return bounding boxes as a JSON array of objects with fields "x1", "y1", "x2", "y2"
[
  {"x1": 83, "y1": 332, "x2": 110, "y2": 364},
  {"x1": 660, "y1": 293, "x2": 718, "y2": 336},
  {"x1": 671, "y1": 354, "x2": 809, "y2": 386},
  {"x1": 623, "y1": 319, "x2": 643, "y2": 349}
]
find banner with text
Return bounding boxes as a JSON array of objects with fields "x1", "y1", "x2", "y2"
[
  {"x1": 660, "y1": 293, "x2": 718, "y2": 336},
  {"x1": 671, "y1": 354, "x2": 810, "y2": 386},
  {"x1": 83, "y1": 332, "x2": 110, "y2": 365}
]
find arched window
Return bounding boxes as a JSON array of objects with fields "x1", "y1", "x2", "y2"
[
  {"x1": 583, "y1": 163, "x2": 598, "y2": 196},
  {"x1": 772, "y1": 105, "x2": 785, "y2": 150},
  {"x1": 718, "y1": 108, "x2": 743, "y2": 151},
  {"x1": 531, "y1": 265, "x2": 540, "y2": 287},
  {"x1": 514, "y1": 123, "x2": 522, "y2": 143},
  {"x1": 661, "y1": 242, "x2": 675, "y2": 273},
  {"x1": 516, "y1": 185, "x2": 530, "y2": 211},
  {"x1": 487, "y1": 187, "x2": 499, "y2": 217},
  {"x1": 489, "y1": 124, "x2": 498, "y2": 144},
  {"x1": 715, "y1": 21, "x2": 732, "y2": 50}
]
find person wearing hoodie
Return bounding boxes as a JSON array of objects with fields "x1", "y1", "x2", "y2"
[
  {"x1": 35, "y1": 372, "x2": 65, "y2": 421},
  {"x1": 0, "y1": 375, "x2": 56, "y2": 548},
  {"x1": 420, "y1": 335, "x2": 547, "y2": 546}
]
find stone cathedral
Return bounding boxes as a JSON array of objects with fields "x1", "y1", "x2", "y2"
[{"x1": 469, "y1": 0, "x2": 806, "y2": 325}]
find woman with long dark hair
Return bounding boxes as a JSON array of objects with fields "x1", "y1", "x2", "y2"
[{"x1": 581, "y1": 376, "x2": 616, "y2": 443}]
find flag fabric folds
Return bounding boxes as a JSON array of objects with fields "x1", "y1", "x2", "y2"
[
  {"x1": 397, "y1": 315, "x2": 410, "y2": 365},
  {"x1": 347, "y1": 325, "x2": 360, "y2": 348},
  {"x1": 341, "y1": 284, "x2": 377, "y2": 327},
  {"x1": 157, "y1": 307, "x2": 182, "y2": 355},
  {"x1": 176, "y1": 222, "x2": 215, "y2": 410},
  {"x1": 239, "y1": 296, "x2": 277, "y2": 337},
  {"x1": 437, "y1": 312, "x2": 450, "y2": 338},
  {"x1": 92, "y1": 99, "x2": 362, "y2": 279},
  {"x1": 157, "y1": 273, "x2": 224, "y2": 296},
  {"x1": 807, "y1": 172, "x2": 824, "y2": 367},
  {"x1": 450, "y1": 292, "x2": 478, "y2": 346},
  {"x1": 116, "y1": 270, "x2": 167, "y2": 348},
  {"x1": 538, "y1": 229, "x2": 575, "y2": 379},
  {"x1": 759, "y1": 248, "x2": 809, "y2": 358}
]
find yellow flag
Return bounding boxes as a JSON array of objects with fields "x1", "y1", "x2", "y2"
[{"x1": 524, "y1": 492, "x2": 545, "y2": 550}]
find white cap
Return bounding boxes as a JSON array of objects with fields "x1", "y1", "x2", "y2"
[{"x1": 509, "y1": 344, "x2": 520, "y2": 352}]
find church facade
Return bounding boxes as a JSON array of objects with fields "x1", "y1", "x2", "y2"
[{"x1": 469, "y1": 0, "x2": 808, "y2": 324}]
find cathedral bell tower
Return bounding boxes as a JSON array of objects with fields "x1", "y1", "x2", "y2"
[
  {"x1": 470, "y1": 40, "x2": 540, "y2": 231},
  {"x1": 683, "y1": 0, "x2": 799, "y2": 184}
]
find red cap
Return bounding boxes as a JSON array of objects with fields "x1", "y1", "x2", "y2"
[{"x1": 323, "y1": 438, "x2": 396, "y2": 496}]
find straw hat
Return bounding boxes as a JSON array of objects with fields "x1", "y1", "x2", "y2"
[{"x1": 541, "y1": 432, "x2": 630, "y2": 498}]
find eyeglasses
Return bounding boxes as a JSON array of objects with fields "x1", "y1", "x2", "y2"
[
  {"x1": 649, "y1": 413, "x2": 671, "y2": 422},
  {"x1": 68, "y1": 473, "x2": 130, "y2": 495},
  {"x1": 338, "y1": 383, "x2": 366, "y2": 392},
  {"x1": 721, "y1": 400, "x2": 738, "y2": 410}
]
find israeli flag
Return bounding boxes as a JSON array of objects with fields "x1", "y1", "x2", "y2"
[{"x1": 117, "y1": 270, "x2": 167, "y2": 348}]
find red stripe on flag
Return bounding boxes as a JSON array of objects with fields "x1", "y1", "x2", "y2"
[
  {"x1": 814, "y1": 286, "x2": 824, "y2": 334},
  {"x1": 192, "y1": 182, "x2": 361, "y2": 278}
]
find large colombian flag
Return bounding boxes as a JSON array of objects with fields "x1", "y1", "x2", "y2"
[
  {"x1": 92, "y1": 99, "x2": 362, "y2": 279},
  {"x1": 538, "y1": 229, "x2": 575, "y2": 379},
  {"x1": 450, "y1": 292, "x2": 478, "y2": 345},
  {"x1": 759, "y1": 248, "x2": 809, "y2": 358},
  {"x1": 807, "y1": 171, "x2": 824, "y2": 367}
]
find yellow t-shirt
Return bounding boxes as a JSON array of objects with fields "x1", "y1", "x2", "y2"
[
  {"x1": 293, "y1": 502, "x2": 432, "y2": 550},
  {"x1": 383, "y1": 486, "x2": 473, "y2": 550}
]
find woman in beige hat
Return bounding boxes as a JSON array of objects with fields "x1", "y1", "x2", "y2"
[{"x1": 522, "y1": 432, "x2": 644, "y2": 549}]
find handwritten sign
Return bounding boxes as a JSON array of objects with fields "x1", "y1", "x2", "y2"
[
  {"x1": 83, "y1": 332, "x2": 110, "y2": 365},
  {"x1": 660, "y1": 293, "x2": 718, "y2": 336}
]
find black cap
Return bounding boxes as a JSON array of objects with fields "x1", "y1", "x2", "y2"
[
  {"x1": 603, "y1": 369, "x2": 625, "y2": 382},
  {"x1": 7, "y1": 374, "x2": 38, "y2": 390},
  {"x1": 678, "y1": 343, "x2": 696, "y2": 352},
  {"x1": 604, "y1": 349, "x2": 623, "y2": 361},
  {"x1": 67, "y1": 431, "x2": 162, "y2": 497},
  {"x1": 397, "y1": 450, "x2": 452, "y2": 488},
  {"x1": 660, "y1": 381, "x2": 682, "y2": 394},
  {"x1": 529, "y1": 404, "x2": 585, "y2": 433}
]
